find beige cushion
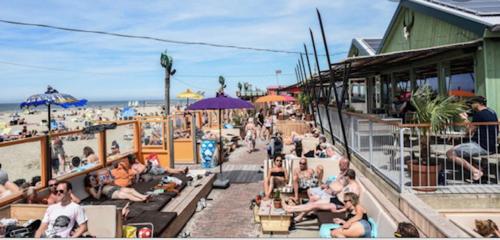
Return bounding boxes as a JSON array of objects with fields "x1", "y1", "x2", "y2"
[{"x1": 83, "y1": 205, "x2": 120, "y2": 237}]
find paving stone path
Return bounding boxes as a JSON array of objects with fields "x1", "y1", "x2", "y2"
[{"x1": 179, "y1": 138, "x2": 269, "y2": 237}]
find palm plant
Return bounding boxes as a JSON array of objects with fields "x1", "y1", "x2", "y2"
[
  {"x1": 237, "y1": 82, "x2": 243, "y2": 93},
  {"x1": 298, "y1": 93, "x2": 311, "y2": 113},
  {"x1": 410, "y1": 85, "x2": 466, "y2": 164}
]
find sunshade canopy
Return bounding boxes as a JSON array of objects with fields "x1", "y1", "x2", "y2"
[
  {"x1": 255, "y1": 94, "x2": 286, "y2": 103},
  {"x1": 177, "y1": 89, "x2": 203, "y2": 100}
]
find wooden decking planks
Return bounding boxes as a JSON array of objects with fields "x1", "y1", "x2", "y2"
[{"x1": 161, "y1": 173, "x2": 215, "y2": 237}]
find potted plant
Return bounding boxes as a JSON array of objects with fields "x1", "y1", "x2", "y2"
[
  {"x1": 298, "y1": 93, "x2": 313, "y2": 120},
  {"x1": 408, "y1": 85, "x2": 466, "y2": 191},
  {"x1": 273, "y1": 189, "x2": 282, "y2": 209}
]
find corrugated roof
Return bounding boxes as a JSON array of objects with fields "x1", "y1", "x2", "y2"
[{"x1": 412, "y1": 0, "x2": 500, "y2": 29}]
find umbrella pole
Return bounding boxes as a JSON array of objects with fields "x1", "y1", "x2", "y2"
[
  {"x1": 213, "y1": 108, "x2": 230, "y2": 189},
  {"x1": 46, "y1": 104, "x2": 52, "y2": 182},
  {"x1": 219, "y1": 108, "x2": 222, "y2": 175}
]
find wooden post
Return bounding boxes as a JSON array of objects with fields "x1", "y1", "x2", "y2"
[
  {"x1": 133, "y1": 120, "x2": 143, "y2": 163},
  {"x1": 99, "y1": 130, "x2": 107, "y2": 166},
  {"x1": 192, "y1": 114, "x2": 198, "y2": 163},
  {"x1": 40, "y1": 136, "x2": 48, "y2": 187}
]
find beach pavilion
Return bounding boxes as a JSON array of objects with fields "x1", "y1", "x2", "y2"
[{"x1": 311, "y1": 0, "x2": 500, "y2": 115}]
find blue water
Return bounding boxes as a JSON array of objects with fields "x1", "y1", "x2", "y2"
[{"x1": 0, "y1": 99, "x2": 185, "y2": 113}]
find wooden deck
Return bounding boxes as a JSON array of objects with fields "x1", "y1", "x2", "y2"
[{"x1": 160, "y1": 172, "x2": 215, "y2": 237}]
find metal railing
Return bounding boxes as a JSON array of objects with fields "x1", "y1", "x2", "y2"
[{"x1": 317, "y1": 105, "x2": 500, "y2": 193}]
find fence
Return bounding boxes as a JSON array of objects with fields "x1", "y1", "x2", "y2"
[{"x1": 317, "y1": 105, "x2": 500, "y2": 193}]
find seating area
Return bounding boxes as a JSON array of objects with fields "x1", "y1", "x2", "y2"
[
  {"x1": 0, "y1": 154, "x2": 215, "y2": 238},
  {"x1": 259, "y1": 156, "x2": 410, "y2": 238}
]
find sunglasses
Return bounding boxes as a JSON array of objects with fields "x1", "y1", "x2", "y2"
[
  {"x1": 55, "y1": 190, "x2": 66, "y2": 195},
  {"x1": 299, "y1": 162, "x2": 306, "y2": 165},
  {"x1": 344, "y1": 199, "x2": 352, "y2": 204},
  {"x1": 49, "y1": 184, "x2": 56, "y2": 187}
]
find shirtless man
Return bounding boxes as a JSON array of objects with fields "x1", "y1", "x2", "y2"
[
  {"x1": 284, "y1": 168, "x2": 361, "y2": 222},
  {"x1": 291, "y1": 158, "x2": 324, "y2": 202},
  {"x1": 307, "y1": 156, "x2": 350, "y2": 202},
  {"x1": 45, "y1": 178, "x2": 81, "y2": 205}
]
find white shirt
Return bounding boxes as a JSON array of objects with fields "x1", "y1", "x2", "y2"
[{"x1": 42, "y1": 202, "x2": 87, "y2": 238}]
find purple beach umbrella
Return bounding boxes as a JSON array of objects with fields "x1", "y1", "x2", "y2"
[{"x1": 187, "y1": 93, "x2": 254, "y2": 188}]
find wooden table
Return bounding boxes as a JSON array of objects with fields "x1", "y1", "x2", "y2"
[{"x1": 258, "y1": 199, "x2": 293, "y2": 233}]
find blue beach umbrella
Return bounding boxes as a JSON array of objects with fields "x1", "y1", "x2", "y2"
[
  {"x1": 20, "y1": 86, "x2": 87, "y2": 181},
  {"x1": 20, "y1": 86, "x2": 87, "y2": 132}
]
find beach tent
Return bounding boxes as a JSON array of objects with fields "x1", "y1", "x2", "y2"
[{"x1": 121, "y1": 107, "x2": 136, "y2": 119}]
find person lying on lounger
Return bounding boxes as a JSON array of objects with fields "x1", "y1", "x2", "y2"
[{"x1": 86, "y1": 172, "x2": 150, "y2": 202}]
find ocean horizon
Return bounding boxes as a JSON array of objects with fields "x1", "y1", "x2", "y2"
[{"x1": 0, "y1": 99, "x2": 187, "y2": 113}]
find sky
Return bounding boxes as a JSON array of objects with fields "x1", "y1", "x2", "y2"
[{"x1": 0, "y1": 0, "x2": 399, "y2": 103}]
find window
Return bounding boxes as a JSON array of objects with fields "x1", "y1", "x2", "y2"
[
  {"x1": 415, "y1": 65, "x2": 438, "y2": 93},
  {"x1": 447, "y1": 58, "x2": 475, "y2": 96}
]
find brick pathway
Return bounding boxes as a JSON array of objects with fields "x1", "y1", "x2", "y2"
[{"x1": 179, "y1": 138, "x2": 268, "y2": 237}]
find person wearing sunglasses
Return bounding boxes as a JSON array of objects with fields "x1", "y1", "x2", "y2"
[
  {"x1": 291, "y1": 158, "x2": 324, "y2": 203},
  {"x1": 35, "y1": 181, "x2": 88, "y2": 238},
  {"x1": 284, "y1": 168, "x2": 361, "y2": 223},
  {"x1": 45, "y1": 179, "x2": 81, "y2": 205},
  {"x1": 263, "y1": 155, "x2": 288, "y2": 199},
  {"x1": 331, "y1": 192, "x2": 371, "y2": 238}
]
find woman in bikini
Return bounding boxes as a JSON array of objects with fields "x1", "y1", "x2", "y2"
[
  {"x1": 85, "y1": 172, "x2": 150, "y2": 202},
  {"x1": 264, "y1": 155, "x2": 288, "y2": 199},
  {"x1": 331, "y1": 192, "x2": 372, "y2": 238}
]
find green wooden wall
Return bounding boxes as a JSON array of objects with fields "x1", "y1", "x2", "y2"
[
  {"x1": 483, "y1": 38, "x2": 500, "y2": 113},
  {"x1": 380, "y1": 7, "x2": 480, "y2": 53}
]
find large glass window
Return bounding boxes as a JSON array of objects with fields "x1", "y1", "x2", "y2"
[
  {"x1": 350, "y1": 79, "x2": 366, "y2": 103},
  {"x1": 447, "y1": 58, "x2": 475, "y2": 96},
  {"x1": 394, "y1": 71, "x2": 411, "y2": 94},
  {"x1": 52, "y1": 132, "x2": 101, "y2": 178},
  {"x1": 415, "y1": 65, "x2": 439, "y2": 93}
]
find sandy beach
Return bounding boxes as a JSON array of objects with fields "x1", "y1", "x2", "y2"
[{"x1": 0, "y1": 104, "x2": 170, "y2": 183}]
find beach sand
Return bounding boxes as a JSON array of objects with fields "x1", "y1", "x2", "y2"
[{"x1": 0, "y1": 105, "x2": 166, "y2": 184}]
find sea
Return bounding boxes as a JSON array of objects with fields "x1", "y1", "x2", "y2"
[{"x1": 0, "y1": 99, "x2": 186, "y2": 113}]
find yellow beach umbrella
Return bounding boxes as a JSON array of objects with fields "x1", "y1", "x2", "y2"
[
  {"x1": 177, "y1": 89, "x2": 203, "y2": 105},
  {"x1": 255, "y1": 94, "x2": 286, "y2": 103}
]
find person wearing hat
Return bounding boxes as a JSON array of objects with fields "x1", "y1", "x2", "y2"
[{"x1": 446, "y1": 96, "x2": 498, "y2": 181}]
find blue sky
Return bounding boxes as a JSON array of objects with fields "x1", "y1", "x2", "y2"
[{"x1": 0, "y1": 0, "x2": 398, "y2": 103}]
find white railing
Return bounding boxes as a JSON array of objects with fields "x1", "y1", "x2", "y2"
[{"x1": 317, "y1": 105, "x2": 500, "y2": 193}]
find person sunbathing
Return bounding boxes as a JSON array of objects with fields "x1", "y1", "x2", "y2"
[
  {"x1": 264, "y1": 155, "x2": 288, "y2": 199},
  {"x1": 83, "y1": 146, "x2": 99, "y2": 164},
  {"x1": 291, "y1": 158, "x2": 323, "y2": 202},
  {"x1": 0, "y1": 168, "x2": 21, "y2": 199},
  {"x1": 84, "y1": 174, "x2": 149, "y2": 202},
  {"x1": 45, "y1": 178, "x2": 81, "y2": 205},
  {"x1": 284, "y1": 168, "x2": 361, "y2": 222},
  {"x1": 331, "y1": 192, "x2": 372, "y2": 238}
]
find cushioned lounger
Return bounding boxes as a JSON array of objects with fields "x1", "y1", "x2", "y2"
[
  {"x1": 126, "y1": 211, "x2": 177, "y2": 237},
  {"x1": 131, "y1": 194, "x2": 173, "y2": 212}
]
